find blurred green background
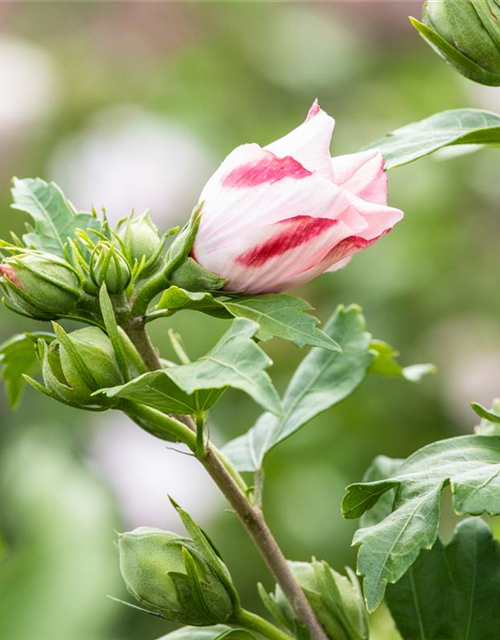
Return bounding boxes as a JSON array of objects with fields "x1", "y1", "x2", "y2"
[{"x1": 1, "y1": 2, "x2": 500, "y2": 639}]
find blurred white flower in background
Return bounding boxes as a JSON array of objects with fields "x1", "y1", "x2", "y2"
[
  {"x1": 88, "y1": 414, "x2": 221, "y2": 531},
  {"x1": 423, "y1": 315, "x2": 500, "y2": 429},
  {"x1": 0, "y1": 36, "x2": 60, "y2": 135},
  {"x1": 49, "y1": 106, "x2": 215, "y2": 225}
]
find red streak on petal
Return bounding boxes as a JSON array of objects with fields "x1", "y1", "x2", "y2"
[
  {"x1": 305, "y1": 99, "x2": 321, "y2": 122},
  {"x1": 327, "y1": 230, "x2": 389, "y2": 264},
  {"x1": 237, "y1": 216, "x2": 338, "y2": 267},
  {"x1": 222, "y1": 155, "x2": 312, "y2": 189},
  {"x1": 0, "y1": 264, "x2": 22, "y2": 289}
]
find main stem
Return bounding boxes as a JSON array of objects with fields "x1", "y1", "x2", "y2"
[{"x1": 127, "y1": 320, "x2": 329, "y2": 640}]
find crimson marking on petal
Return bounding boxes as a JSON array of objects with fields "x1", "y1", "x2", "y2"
[
  {"x1": 305, "y1": 99, "x2": 321, "y2": 122},
  {"x1": 327, "y1": 230, "x2": 389, "y2": 264},
  {"x1": 237, "y1": 216, "x2": 338, "y2": 267},
  {"x1": 222, "y1": 155, "x2": 312, "y2": 189},
  {"x1": 0, "y1": 264, "x2": 22, "y2": 289}
]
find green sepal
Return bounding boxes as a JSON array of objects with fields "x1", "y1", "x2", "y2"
[
  {"x1": 99, "y1": 284, "x2": 129, "y2": 381},
  {"x1": 170, "y1": 257, "x2": 227, "y2": 292},
  {"x1": 165, "y1": 204, "x2": 202, "y2": 276}
]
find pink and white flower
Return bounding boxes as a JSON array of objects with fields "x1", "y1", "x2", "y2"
[{"x1": 192, "y1": 101, "x2": 403, "y2": 294}]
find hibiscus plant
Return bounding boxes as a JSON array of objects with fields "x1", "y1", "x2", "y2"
[{"x1": 2, "y1": 5, "x2": 500, "y2": 640}]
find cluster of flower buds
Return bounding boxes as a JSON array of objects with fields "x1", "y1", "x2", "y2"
[
  {"x1": 261, "y1": 559, "x2": 369, "y2": 640},
  {"x1": 413, "y1": 0, "x2": 500, "y2": 86},
  {"x1": 118, "y1": 526, "x2": 236, "y2": 626}
]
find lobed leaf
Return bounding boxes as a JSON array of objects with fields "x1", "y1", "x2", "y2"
[
  {"x1": 342, "y1": 435, "x2": 500, "y2": 612},
  {"x1": 369, "y1": 340, "x2": 435, "y2": 382},
  {"x1": 11, "y1": 178, "x2": 100, "y2": 257},
  {"x1": 365, "y1": 109, "x2": 500, "y2": 170},
  {"x1": 386, "y1": 518, "x2": 500, "y2": 640},
  {"x1": 223, "y1": 305, "x2": 373, "y2": 472}
]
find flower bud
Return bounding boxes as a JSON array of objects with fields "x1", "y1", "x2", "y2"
[
  {"x1": 0, "y1": 251, "x2": 81, "y2": 320},
  {"x1": 120, "y1": 211, "x2": 163, "y2": 273},
  {"x1": 118, "y1": 527, "x2": 234, "y2": 626},
  {"x1": 413, "y1": 0, "x2": 500, "y2": 86},
  {"x1": 42, "y1": 326, "x2": 124, "y2": 406},
  {"x1": 263, "y1": 560, "x2": 368, "y2": 640},
  {"x1": 90, "y1": 242, "x2": 131, "y2": 294}
]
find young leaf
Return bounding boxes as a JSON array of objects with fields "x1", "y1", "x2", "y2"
[
  {"x1": 342, "y1": 435, "x2": 500, "y2": 612},
  {"x1": 100, "y1": 318, "x2": 281, "y2": 416},
  {"x1": 156, "y1": 286, "x2": 231, "y2": 319},
  {"x1": 11, "y1": 178, "x2": 100, "y2": 257},
  {"x1": 365, "y1": 109, "x2": 500, "y2": 170},
  {"x1": 158, "y1": 627, "x2": 255, "y2": 640},
  {"x1": 0, "y1": 332, "x2": 52, "y2": 408},
  {"x1": 223, "y1": 294, "x2": 340, "y2": 351},
  {"x1": 369, "y1": 340, "x2": 435, "y2": 382},
  {"x1": 223, "y1": 305, "x2": 373, "y2": 472},
  {"x1": 386, "y1": 518, "x2": 500, "y2": 640}
]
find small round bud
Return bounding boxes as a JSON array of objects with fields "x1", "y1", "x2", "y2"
[
  {"x1": 0, "y1": 251, "x2": 81, "y2": 320},
  {"x1": 90, "y1": 242, "x2": 131, "y2": 294},
  {"x1": 118, "y1": 527, "x2": 234, "y2": 626},
  {"x1": 44, "y1": 327, "x2": 124, "y2": 405},
  {"x1": 121, "y1": 211, "x2": 162, "y2": 269},
  {"x1": 417, "y1": 0, "x2": 500, "y2": 86}
]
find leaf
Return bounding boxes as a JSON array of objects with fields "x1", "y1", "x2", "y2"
[
  {"x1": 472, "y1": 400, "x2": 500, "y2": 424},
  {"x1": 156, "y1": 288, "x2": 340, "y2": 351},
  {"x1": 365, "y1": 109, "x2": 500, "y2": 170},
  {"x1": 156, "y1": 287, "x2": 231, "y2": 319},
  {"x1": 223, "y1": 305, "x2": 373, "y2": 472},
  {"x1": 359, "y1": 456, "x2": 403, "y2": 529},
  {"x1": 223, "y1": 294, "x2": 340, "y2": 351},
  {"x1": 100, "y1": 318, "x2": 281, "y2": 416},
  {"x1": 386, "y1": 518, "x2": 500, "y2": 640},
  {"x1": 158, "y1": 627, "x2": 255, "y2": 640},
  {"x1": 369, "y1": 340, "x2": 435, "y2": 383},
  {"x1": 342, "y1": 435, "x2": 500, "y2": 612},
  {"x1": 11, "y1": 178, "x2": 100, "y2": 257},
  {"x1": 0, "y1": 332, "x2": 52, "y2": 408}
]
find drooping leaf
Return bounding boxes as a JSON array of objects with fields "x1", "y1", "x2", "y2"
[
  {"x1": 386, "y1": 518, "x2": 500, "y2": 640},
  {"x1": 342, "y1": 435, "x2": 500, "y2": 612},
  {"x1": 100, "y1": 318, "x2": 281, "y2": 416},
  {"x1": 223, "y1": 305, "x2": 373, "y2": 472},
  {"x1": 223, "y1": 294, "x2": 340, "y2": 351},
  {"x1": 156, "y1": 288, "x2": 339, "y2": 351},
  {"x1": 0, "y1": 332, "x2": 52, "y2": 408},
  {"x1": 11, "y1": 178, "x2": 100, "y2": 257},
  {"x1": 365, "y1": 109, "x2": 500, "y2": 170},
  {"x1": 369, "y1": 340, "x2": 435, "y2": 382},
  {"x1": 158, "y1": 627, "x2": 255, "y2": 640}
]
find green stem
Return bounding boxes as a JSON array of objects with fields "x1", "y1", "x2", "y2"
[
  {"x1": 131, "y1": 269, "x2": 170, "y2": 317},
  {"x1": 232, "y1": 608, "x2": 293, "y2": 640},
  {"x1": 124, "y1": 402, "x2": 197, "y2": 449}
]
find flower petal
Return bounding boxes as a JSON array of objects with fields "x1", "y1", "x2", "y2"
[
  {"x1": 195, "y1": 143, "x2": 348, "y2": 255},
  {"x1": 265, "y1": 100, "x2": 335, "y2": 180},
  {"x1": 195, "y1": 215, "x2": 352, "y2": 294},
  {"x1": 331, "y1": 149, "x2": 387, "y2": 205}
]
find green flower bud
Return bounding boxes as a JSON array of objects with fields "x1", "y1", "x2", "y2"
[
  {"x1": 120, "y1": 211, "x2": 163, "y2": 273},
  {"x1": 263, "y1": 560, "x2": 368, "y2": 640},
  {"x1": 90, "y1": 242, "x2": 131, "y2": 294},
  {"x1": 413, "y1": 0, "x2": 500, "y2": 86},
  {"x1": 118, "y1": 527, "x2": 235, "y2": 626},
  {"x1": 42, "y1": 326, "x2": 124, "y2": 406},
  {"x1": 0, "y1": 251, "x2": 81, "y2": 320}
]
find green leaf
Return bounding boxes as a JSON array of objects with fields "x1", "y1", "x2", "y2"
[
  {"x1": 369, "y1": 340, "x2": 435, "y2": 382},
  {"x1": 472, "y1": 400, "x2": 500, "y2": 424},
  {"x1": 11, "y1": 178, "x2": 100, "y2": 257},
  {"x1": 0, "y1": 332, "x2": 52, "y2": 408},
  {"x1": 342, "y1": 435, "x2": 500, "y2": 612},
  {"x1": 156, "y1": 288, "x2": 339, "y2": 351},
  {"x1": 223, "y1": 305, "x2": 373, "y2": 472},
  {"x1": 100, "y1": 318, "x2": 281, "y2": 416},
  {"x1": 223, "y1": 294, "x2": 340, "y2": 351},
  {"x1": 158, "y1": 627, "x2": 255, "y2": 640},
  {"x1": 359, "y1": 456, "x2": 403, "y2": 529},
  {"x1": 156, "y1": 287, "x2": 231, "y2": 319},
  {"x1": 386, "y1": 518, "x2": 500, "y2": 640},
  {"x1": 365, "y1": 109, "x2": 500, "y2": 170}
]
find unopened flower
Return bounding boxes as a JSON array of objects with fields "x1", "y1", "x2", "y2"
[
  {"x1": 191, "y1": 101, "x2": 402, "y2": 294},
  {"x1": 90, "y1": 241, "x2": 131, "y2": 294},
  {"x1": 0, "y1": 251, "x2": 81, "y2": 319}
]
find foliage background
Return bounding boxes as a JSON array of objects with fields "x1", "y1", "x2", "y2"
[{"x1": 0, "y1": 2, "x2": 499, "y2": 639}]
